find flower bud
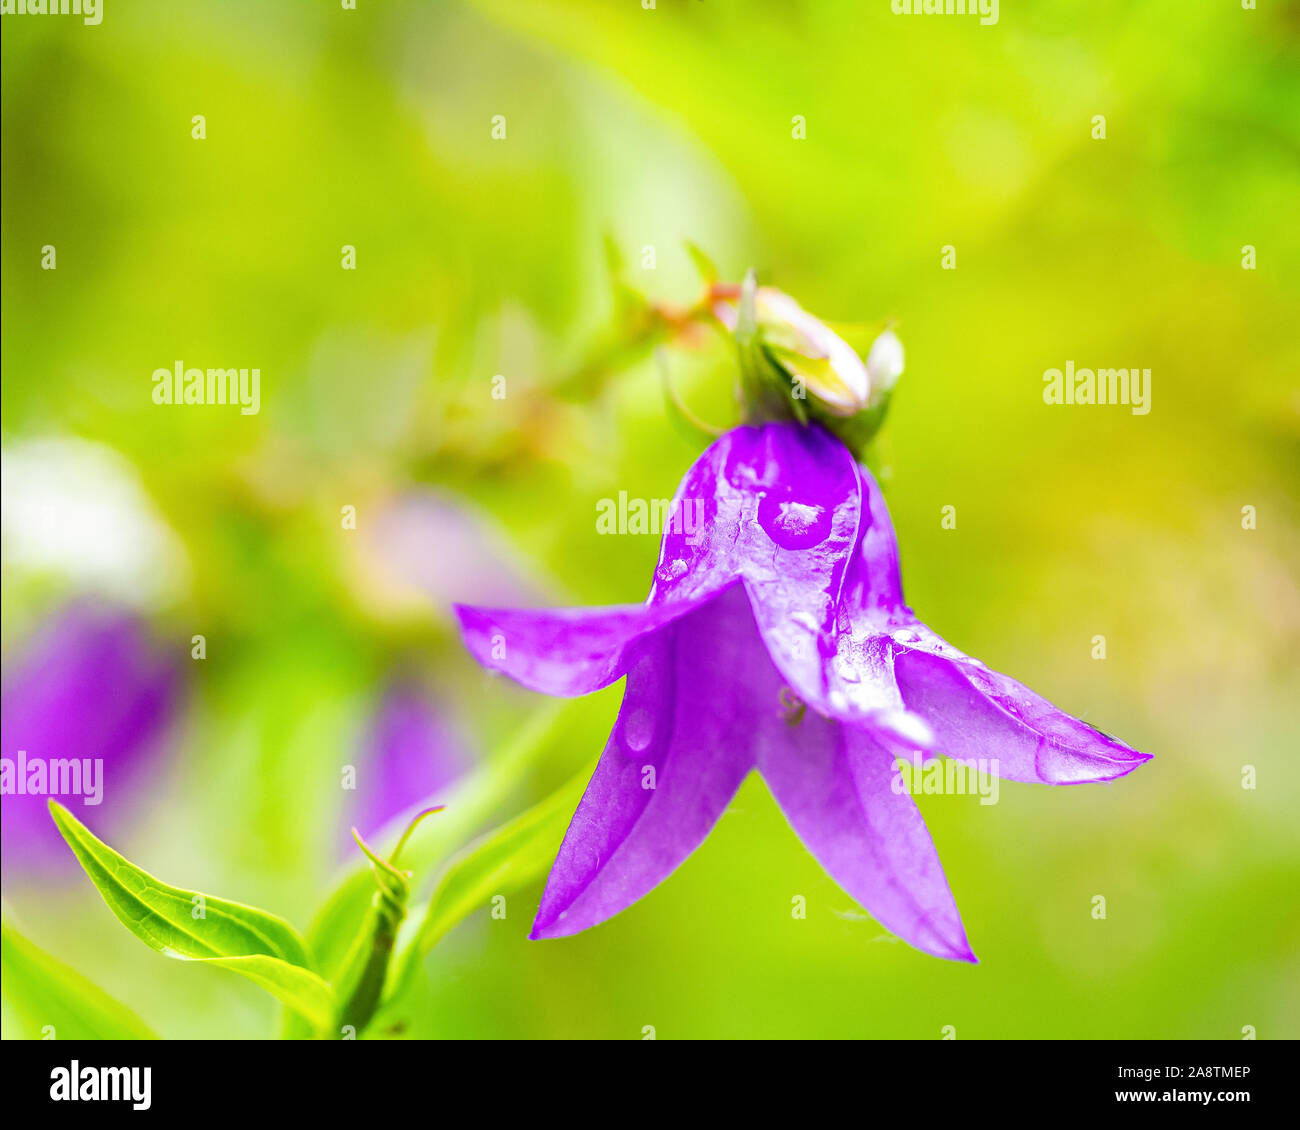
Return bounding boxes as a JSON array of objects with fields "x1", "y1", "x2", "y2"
[{"x1": 714, "y1": 285, "x2": 870, "y2": 417}]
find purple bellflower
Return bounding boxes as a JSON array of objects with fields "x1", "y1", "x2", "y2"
[
  {"x1": 455, "y1": 424, "x2": 1151, "y2": 962},
  {"x1": 347, "y1": 676, "x2": 471, "y2": 849},
  {"x1": 1, "y1": 600, "x2": 181, "y2": 875}
]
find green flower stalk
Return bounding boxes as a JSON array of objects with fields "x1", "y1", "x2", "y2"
[{"x1": 334, "y1": 808, "x2": 442, "y2": 1037}]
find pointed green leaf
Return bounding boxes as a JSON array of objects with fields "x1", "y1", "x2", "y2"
[
  {"x1": 684, "y1": 240, "x2": 719, "y2": 284},
  {"x1": 49, "y1": 801, "x2": 335, "y2": 1030},
  {"x1": 1, "y1": 917, "x2": 157, "y2": 1040},
  {"x1": 387, "y1": 764, "x2": 590, "y2": 1001},
  {"x1": 197, "y1": 956, "x2": 335, "y2": 1031}
]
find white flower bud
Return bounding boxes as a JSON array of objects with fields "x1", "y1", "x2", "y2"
[{"x1": 714, "y1": 287, "x2": 870, "y2": 417}]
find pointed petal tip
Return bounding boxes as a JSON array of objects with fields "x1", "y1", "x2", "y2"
[
  {"x1": 1092, "y1": 746, "x2": 1154, "y2": 783},
  {"x1": 450, "y1": 601, "x2": 487, "y2": 637},
  {"x1": 452, "y1": 601, "x2": 500, "y2": 636},
  {"x1": 527, "y1": 914, "x2": 551, "y2": 941},
  {"x1": 891, "y1": 640, "x2": 1157, "y2": 787},
  {"x1": 1058, "y1": 743, "x2": 1153, "y2": 785},
  {"x1": 922, "y1": 928, "x2": 978, "y2": 965},
  {"x1": 529, "y1": 909, "x2": 579, "y2": 941}
]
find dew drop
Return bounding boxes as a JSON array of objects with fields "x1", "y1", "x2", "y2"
[
  {"x1": 623, "y1": 707, "x2": 654, "y2": 752},
  {"x1": 657, "y1": 557, "x2": 689, "y2": 583},
  {"x1": 758, "y1": 493, "x2": 831, "y2": 549}
]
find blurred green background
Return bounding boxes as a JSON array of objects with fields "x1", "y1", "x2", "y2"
[{"x1": 2, "y1": 0, "x2": 1297, "y2": 1039}]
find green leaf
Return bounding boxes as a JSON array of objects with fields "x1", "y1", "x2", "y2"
[
  {"x1": 1, "y1": 916, "x2": 157, "y2": 1040},
  {"x1": 601, "y1": 231, "x2": 646, "y2": 321},
  {"x1": 198, "y1": 956, "x2": 334, "y2": 1030},
  {"x1": 48, "y1": 801, "x2": 335, "y2": 1031},
  {"x1": 386, "y1": 764, "x2": 590, "y2": 1002},
  {"x1": 684, "y1": 240, "x2": 720, "y2": 284},
  {"x1": 601, "y1": 229, "x2": 626, "y2": 276}
]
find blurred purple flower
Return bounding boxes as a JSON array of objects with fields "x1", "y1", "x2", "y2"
[
  {"x1": 1, "y1": 600, "x2": 181, "y2": 875},
  {"x1": 455, "y1": 422, "x2": 1152, "y2": 962},
  {"x1": 348, "y1": 678, "x2": 471, "y2": 847},
  {"x1": 360, "y1": 488, "x2": 548, "y2": 618}
]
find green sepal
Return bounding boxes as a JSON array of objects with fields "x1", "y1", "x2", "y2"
[
  {"x1": 810, "y1": 386, "x2": 895, "y2": 458},
  {"x1": 684, "y1": 240, "x2": 720, "y2": 285},
  {"x1": 733, "y1": 271, "x2": 801, "y2": 423}
]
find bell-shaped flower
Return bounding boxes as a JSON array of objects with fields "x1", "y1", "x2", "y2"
[
  {"x1": 455, "y1": 423, "x2": 1151, "y2": 961},
  {"x1": 1, "y1": 600, "x2": 181, "y2": 874}
]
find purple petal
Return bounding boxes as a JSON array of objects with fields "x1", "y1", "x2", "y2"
[
  {"x1": 1, "y1": 600, "x2": 181, "y2": 873},
  {"x1": 692, "y1": 425, "x2": 863, "y2": 722},
  {"x1": 890, "y1": 623, "x2": 1152, "y2": 784},
  {"x1": 770, "y1": 460, "x2": 930, "y2": 743},
  {"x1": 531, "y1": 588, "x2": 764, "y2": 938},
  {"x1": 834, "y1": 465, "x2": 1150, "y2": 783},
  {"x1": 454, "y1": 598, "x2": 722, "y2": 698},
  {"x1": 758, "y1": 721, "x2": 976, "y2": 963},
  {"x1": 847, "y1": 463, "x2": 906, "y2": 614}
]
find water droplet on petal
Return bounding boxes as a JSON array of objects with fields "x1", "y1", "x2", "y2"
[
  {"x1": 623, "y1": 707, "x2": 654, "y2": 752},
  {"x1": 758, "y1": 493, "x2": 831, "y2": 549},
  {"x1": 657, "y1": 557, "x2": 689, "y2": 584}
]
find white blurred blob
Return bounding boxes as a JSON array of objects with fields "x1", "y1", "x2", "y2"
[
  {"x1": 866, "y1": 329, "x2": 905, "y2": 407},
  {"x1": 1, "y1": 437, "x2": 189, "y2": 608}
]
